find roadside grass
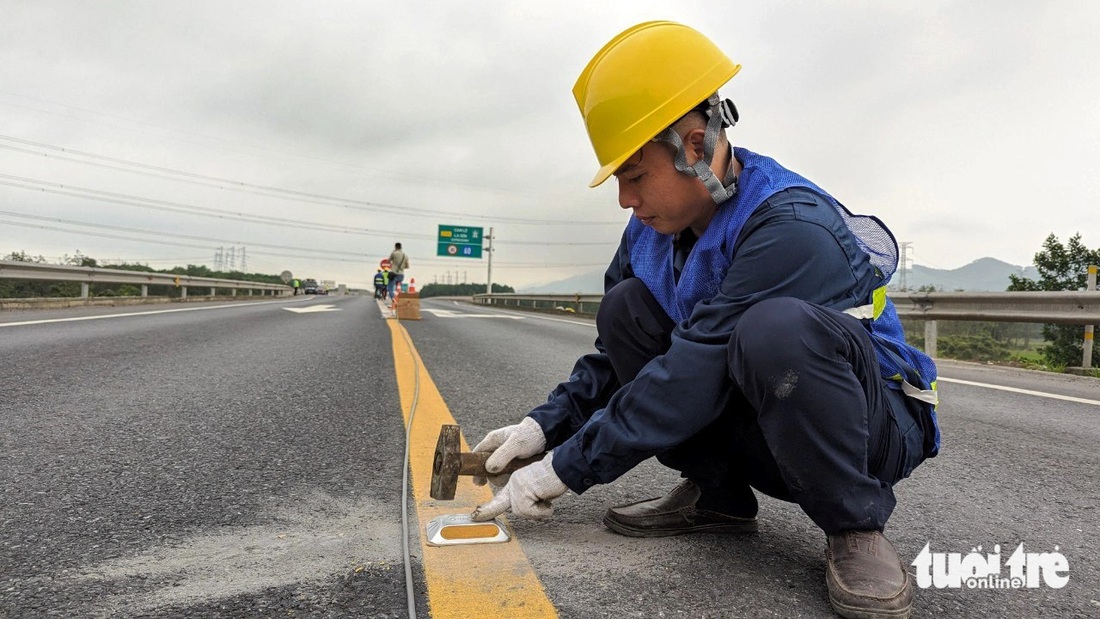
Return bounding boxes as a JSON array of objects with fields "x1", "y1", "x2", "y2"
[{"x1": 938, "y1": 346, "x2": 1100, "y2": 378}]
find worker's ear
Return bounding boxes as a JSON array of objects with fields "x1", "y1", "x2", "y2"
[{"x1": 683, "y1": 128, "x2": 706, "y2": 164}]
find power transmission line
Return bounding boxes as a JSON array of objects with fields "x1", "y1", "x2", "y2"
[
  {"x1": 0, "y1": 175, "x2": 616, "y2": 247},
  {"x1": 0, "y1": 174, "x2": 398, "y2": 237},
  {"x1": 0, "y1": 134, "x2": 622, "y2": 225},
  {"x1": 0, "y1": 213, "x2": 609, "y2": 269},
  {"x1": 0, "y1": 92, "x2": 562, "y2": 201}
]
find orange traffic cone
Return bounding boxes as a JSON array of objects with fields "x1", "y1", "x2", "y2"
[{"x1": 408, "y1": 278, "x2": 416, "y2": 293}]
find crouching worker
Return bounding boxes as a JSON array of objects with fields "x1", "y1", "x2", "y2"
[{"x1": 470, "y1": 21, "x2": 940, "y2": 619}]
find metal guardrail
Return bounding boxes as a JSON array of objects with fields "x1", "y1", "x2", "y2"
[
  {"x1": 890, "y1": 291, "x2": 1100, "y2": 324},
  {"x1": 476, "y1": 291, "x2": 1100, "y2": 323},
  {"x1": 474, "y1": 287, "x2": 1100, "y2": 368},
  {"x1": 472, "y1": 292, "x2": 605, "y2": 316},
  {"x1": 0, "y1": 260, "x2": 290, "y2": 300}
]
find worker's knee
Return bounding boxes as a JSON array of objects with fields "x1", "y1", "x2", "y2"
[
  {"x1": 728, "y1": 298, "x2": 816, "y2": 376},
  {"x1": 597, "y1": 278, "x2": 663, "y2": 336}
]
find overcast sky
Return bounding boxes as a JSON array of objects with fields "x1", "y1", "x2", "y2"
[{"x1": 2, "y1": 1, "x2": 1097, "y2": 289}]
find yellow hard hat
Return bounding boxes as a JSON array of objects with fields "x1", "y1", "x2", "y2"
[{"x1": 573, "y1": 21, "x2": 741, "y2": 188}]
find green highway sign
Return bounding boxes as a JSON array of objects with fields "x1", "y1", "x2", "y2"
[{"x1": 437, "y1": 225, "x2": 483, "y2": 259}]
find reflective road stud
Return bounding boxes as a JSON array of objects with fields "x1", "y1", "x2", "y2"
[{"x1": 426, "y1": 514, "x2": 511, "y2": 546}]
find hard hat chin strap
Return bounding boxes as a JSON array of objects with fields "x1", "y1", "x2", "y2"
[{"x1": 655, "y1": 94, "x2": 740, "y2": 204}]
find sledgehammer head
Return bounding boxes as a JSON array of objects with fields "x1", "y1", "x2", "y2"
[
  {"x1": 430, "y1": 424, "x2": 549, "y2": 501},
  {"x1": 431, "y1": 424, "x2": 464, "y2": 501}
]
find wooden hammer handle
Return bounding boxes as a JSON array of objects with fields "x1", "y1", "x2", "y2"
[{"x1": 457, "y1": 451, "x2": 548, "y2": 477}]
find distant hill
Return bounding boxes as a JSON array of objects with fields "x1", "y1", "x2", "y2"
[
  {"x1": 521, "y1": 269, "x2": 604, "y2": 294},
  {"x1": 520, "y1": 257, "x2": 1040, "y2": 294},
  {"x1": 901, "y1": 258, "x2": 1039, "y2": 292}
]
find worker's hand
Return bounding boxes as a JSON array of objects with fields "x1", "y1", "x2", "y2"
[
  {"x1": 471, "y1": 417, "x2": 547, "y2": 488},
  {"x1": 471, "y1": 452, "x2": 568, "y2": 521}
]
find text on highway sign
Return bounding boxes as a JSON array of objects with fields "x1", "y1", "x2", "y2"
[{"x1": 437, "y1": 225, "x2": 483, "y2": 259}]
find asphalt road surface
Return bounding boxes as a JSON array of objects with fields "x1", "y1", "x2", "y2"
[{"x1": 1, "y1": 295, "x2": 1097, "y2": 618}]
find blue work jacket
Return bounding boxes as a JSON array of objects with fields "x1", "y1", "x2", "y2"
[{"x1": 531, "y1": 173, "x2": 891, "y2": 495}]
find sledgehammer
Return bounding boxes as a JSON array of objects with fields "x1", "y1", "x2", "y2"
[{"x1": 430, "y1": 424, "x2": 547, "y2": 500}]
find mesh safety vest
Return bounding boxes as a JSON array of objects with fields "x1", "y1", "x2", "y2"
[{"x1": 627, "y1": 148, "x2": 940, "y2": 455}]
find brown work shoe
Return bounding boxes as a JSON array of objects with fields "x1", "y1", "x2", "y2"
[
  {"x1": 825, "y1": 530, "x2": 914, "y2": 619},
  {"x1": 603, "y1": 479, "x2": 758, "y2": 538}
]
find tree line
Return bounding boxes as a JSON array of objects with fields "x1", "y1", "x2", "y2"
[
  {"x1": 417, "y1": 282, "x2": 514, "y2": 298},
  {"x1": 900, "y1": 233, "x2": 1098, "y2": 370},
  {"x1": 1007, "y1": 233, "x2": 1099, "y2": 369}
]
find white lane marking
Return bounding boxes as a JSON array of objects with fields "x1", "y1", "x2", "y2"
[
  {"x1": 937, "y1": 377, "x2": 1100, "y2": 407},
  {"x1": 0, "y1": 298, "x2": 307, "y2": 328},
  {"x1": 423, "y1": 308, "x2": 522, "y2": 319},
  {"x1": 446, "y1": 301, "x2": 593, "y2": 326},
  {"x1": 284, "y1": 304, "x2": 340, "y2": 314}
]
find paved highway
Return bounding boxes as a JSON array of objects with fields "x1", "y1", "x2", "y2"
[{"x1": 1, "y1": 296, "x2": 1097, "y2": 618}]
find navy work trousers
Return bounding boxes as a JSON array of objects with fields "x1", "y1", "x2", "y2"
[{"x1": 596, "y1": 278, "x2": 926, "y2": 534}]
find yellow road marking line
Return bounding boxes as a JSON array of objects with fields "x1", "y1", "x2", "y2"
[{"x1": 387, "y1": 319, "x2": 558, "y2": 619}]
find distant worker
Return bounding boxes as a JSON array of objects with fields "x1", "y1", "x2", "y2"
[
  {"x1": 388, "y1": 242, "x2": 410, "y2": 303},
  {"x1": 468, "y1": 21, "x2": 939, "y2": 619},
  {"x1": 373, "y1": 269, "x2": 387, "y2": 299},
  {"x1": 292, "y1": 278, "x2": 300, "y2": 296}
]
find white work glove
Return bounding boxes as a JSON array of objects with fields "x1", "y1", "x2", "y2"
[
  {"x1": 471, "y1": 451, "x2": 568, "y2": 521},
  {"x1": 471, "y1": 417, "x2": 547, "y2": 488}
]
